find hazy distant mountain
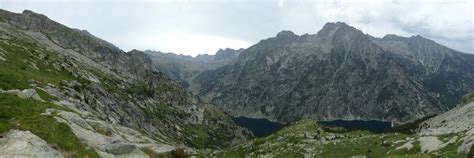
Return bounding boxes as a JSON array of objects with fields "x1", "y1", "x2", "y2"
[
  {"x1": 145, "y1": 48, "x2": 243, "y2": 90},
  {"x1": 193, "y1": 22, "x2": 474, "y2": 123}
]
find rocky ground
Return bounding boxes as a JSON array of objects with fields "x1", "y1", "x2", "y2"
[{"x1": 418, "y1": 93, "x2": 474, "y2": 156}]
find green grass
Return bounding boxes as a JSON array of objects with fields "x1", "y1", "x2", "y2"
[
  {"x1": 126, "y1": 81, "x2": 155, "y2": 97},
  {"x1": 434, "y1": 134, "x2": 467, "y2": 158},
  {"x1": 182, "y1": 124, "x2": 209, "y2": 149},
  {"x1": 216, "y1": 149, "x2": 246, "y2": 158},
  {"x1": 87, "y1": 67, "x2": 130, "y2": 100},
  {"x1": 0, "y1": 39, "x2": 77, "y2": 89},
  {"x1": 88, "y1": 121, "x2": 113, "y2": 137},
  {"x1": 141, "y1": 147, "x2": 189, "y2": 158},
  {"x1": 143, "y1": 103, "x2": 175, "y2": 118},
  {"x1": 469, "y1": 145, "x2": 474, "y2": 158},
  {"x1": 386, "y1": 115, "x2": 435, "y2": 134},
  {"x1": 0, "y1": 94, "x2": 99, "y2": 157},
  {"x1": 387, "y1": 155, "x2": 431, "y2": 158},
  {"x1": 35, "y1": 88, "x2": 59, "y2": 101},
  {"x1": 274, "y1": 151, "x2": 304, "y2": 158},
  {"x1": 141, "y1": 148, "x2": 163, "y2": 158},
  {"x1": 461, "y1": 91, "x2": 474, "y2": 105}
]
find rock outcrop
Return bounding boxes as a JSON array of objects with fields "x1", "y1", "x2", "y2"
[
  {"x1": 418, "y1": 94, "x2": 474, "y2": 155},
  {"x1": 0, "y1": 89, "x2": 43, "y2": 101},
  {"x1": 0, "y1": 130, "x2": 64, "y2": 158}
]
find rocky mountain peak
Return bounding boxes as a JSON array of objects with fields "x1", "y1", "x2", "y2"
[
  {"x1": 270, "y1": 30, "x2": 303, "y2": 44},
  {"x1": 22, "y1": 10, "x2": 43, "y2": 16},
  {"x1": 6, "y1": 10, "x2": 61, "y2": 31},
  {"x1": 316, "y1": 22, "x2": 367, "y2": 45},
  {"x1": 215, "y1": 48, "x2": 243, "y2": 61},
  {"x1": 215, "y1": 48, "x2": 234, "y2": 55},
  {"x1": 381, "y1": 34, "x2": 407, "y2": 41},
  {"x1": 322, "y1": 22, "x2": 348, "y2": 29},
  {"x1": 276, "y1": 30, "x2": 297, "y2": 38},
  {"x1": 318, "y1": 22, "x2": 358, "y2": 36},
  {"x1": 252, "y1": 30, "x2": 301, "y2": 46},
  {"x1": 408, "y1": 34, "x2": 437, "y2": 45}
]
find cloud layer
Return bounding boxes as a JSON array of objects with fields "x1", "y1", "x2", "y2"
[{"x1": 0, "y1": 0, "x2": 472, "y2": 56}]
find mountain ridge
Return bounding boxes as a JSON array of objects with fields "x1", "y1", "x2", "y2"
[
  {"x1": 0, "y1": 9, "x2": 252, "y2": 157},
  {"x1": 191, "y1": 22, "x2": 474, "y2": 124}
]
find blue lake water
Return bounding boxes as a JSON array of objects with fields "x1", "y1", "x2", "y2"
[
  {"x1": 232, "y1": 117, "x2": 283, "y2": 137},
  {"x1": 318, "y1": 119, "x2": 391, "y2": 133},
  {"x1": 233, "y1": 117, "x2": 392, "y2": 137}
]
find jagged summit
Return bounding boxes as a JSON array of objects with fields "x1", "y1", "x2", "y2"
[
  {"x1": 321, "y1": 22, "x2": 350, "y2": 29},
  {"x1": 216, "y1": 48, "x2": 244, "y2": 54},
  {"x1": 214, "y1": 48, "x2": 243, "y2": 61},
  {"x1": 22, "y1": 9, "x2": 44, "y2": 16},
  {"x1": 381, "y1": 34, "x2": 407, "y2": 41},
  {"x1": 408, "y1": 34, "x2": 438, "y2": 45},
  {"x1": 276, "y1": 30, "x2": 297, "y2": 38},
  {"x1": 317, "y1": 22, "x2": 362, "y2": 37}
]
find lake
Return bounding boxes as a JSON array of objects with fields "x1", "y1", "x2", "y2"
[
  {"x1": 318, "y1": 119, "x2": 392, "y2": 133},
  {"x1": 233, "y1": 117, "x2": 392, "y2": 137},
  {"x1": 232, "y1": 117, "x2": 283, "y2": 137}
]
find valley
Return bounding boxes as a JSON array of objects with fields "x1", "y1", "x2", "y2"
[
  {"x1": 0, "y1": 7, "x2": 473, "y2": 158},
  {"x1": 187, "y1": 92, "x2": 474, "y2": 157}
]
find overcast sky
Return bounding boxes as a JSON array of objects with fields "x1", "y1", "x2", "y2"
[{"x1": 0, "y1": 0, "x2": 472, "y2": 56}]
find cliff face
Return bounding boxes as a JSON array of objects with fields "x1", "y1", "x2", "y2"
[
  {"x1": 193, "y1": 22, "x2": 474, "y2": 123},
  {"x1": 0, "y1": 9, "x2": 252, "y2": 156}
]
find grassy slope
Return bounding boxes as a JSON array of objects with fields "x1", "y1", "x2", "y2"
[
  {"x1": 0, "y1": 38, "x2": 77, "y2": 89},
  {"x1": 0, "y1": 36, "x2": 98, "y2": 156},
  {"x1": 192, "y1": 119, "x2": 466, "y2": 158},
  {"x1": 461, "y1": 91, "x2": 474, "y2": 106},
  {"x1": 0, "y1": 94, "x2": 98, "y2": 157},
  {"x1": 1, "y1": 15, "x2": 248, "y2": 154}
]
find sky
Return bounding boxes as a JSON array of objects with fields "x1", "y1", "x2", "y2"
[{"x1": 0, "y1": 0, "x2": 472, "y2": 56}]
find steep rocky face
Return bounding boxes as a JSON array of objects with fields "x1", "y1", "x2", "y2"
[
  {"x1": 214, "y1": 48, "x2": 243, "y2": 61},
  {"x1": 0, "y1": 9, "x2": 251, "y2": 155},
  {"x1": 194, "y1": 22, "x2": 474, "y2": 123},
  {"x1": 145, "y1": 48, "x2": 243, "y2": 90},
  {"x1": 419, "y1": 94, "x2": 474, "y2": 135},
  {"x1": 372, "y1": 35, "x2": 474, "y2": 106},
  {"x1": 418, "y1": 92, "x2": 474, "y2": 155}
]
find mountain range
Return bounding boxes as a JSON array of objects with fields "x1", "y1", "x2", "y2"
[
  {"x1": 155, "y1": 22, "x2": 474, "y2": 124},
  {"x1": 144, "y1": 48, "x2": 243, "y2": 90}
]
